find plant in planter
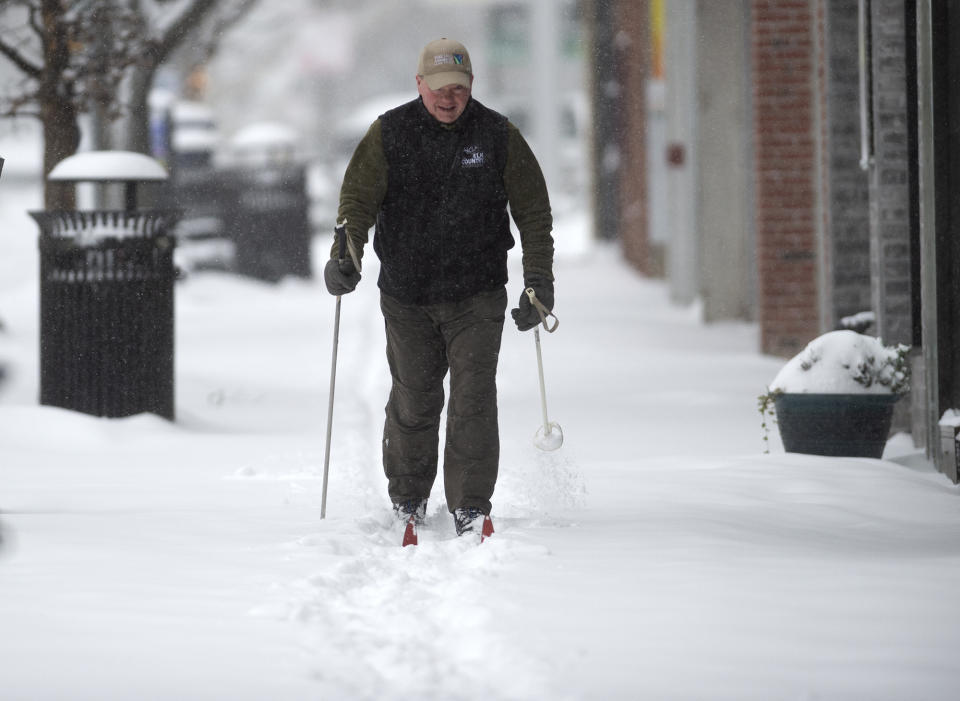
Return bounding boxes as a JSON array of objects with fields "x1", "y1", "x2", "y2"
[{"x1": 759, "y1": 330, "x2": 910, "y2": 457}]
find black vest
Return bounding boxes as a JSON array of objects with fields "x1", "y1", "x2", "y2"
[{"x1": 375, "y1": 98, "x2": 514, "y2": 304}]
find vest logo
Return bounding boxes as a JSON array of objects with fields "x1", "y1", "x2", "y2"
[{"x1": 461, "y1": 145, "x2": 485, "y2": 168}]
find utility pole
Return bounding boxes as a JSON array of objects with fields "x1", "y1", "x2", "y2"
[{"x1": 90, "y1": 2, "x2": 114, "y2": 151}]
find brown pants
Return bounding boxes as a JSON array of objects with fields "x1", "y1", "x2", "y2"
[{"x1": 380, "y1": 287, "x2": 507, "y2": 514}]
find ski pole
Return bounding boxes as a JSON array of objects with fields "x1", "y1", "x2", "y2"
[
  {"x1": 525, "y1": 288, "x2": 562, "y2": 450},
  {"x1": 534, "y1": 327, "x2": 551, "y2": 432},
  {"x1": 320, "y1": 223, "x2": 351, "y2": 519}
]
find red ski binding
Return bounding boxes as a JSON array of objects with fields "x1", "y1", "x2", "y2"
[{"x1": 402, "y1": 515, "x2": 418, "y2": 547}]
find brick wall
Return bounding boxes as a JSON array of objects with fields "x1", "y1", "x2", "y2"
[
  {"x1": 752, "y1": 0, "x2": 821, "y2": 357},
  {"x1": 616, "y1": 0, "x2": 652, "y2": 273}
]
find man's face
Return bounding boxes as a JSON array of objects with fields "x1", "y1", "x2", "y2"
[{"x1": 417, "y1": 75, "x2": 472, "y2": 123}]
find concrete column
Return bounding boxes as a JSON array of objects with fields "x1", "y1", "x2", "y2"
[
  {"x1": 868, "y1": 0, "x2": 915, "y2": 347},
  {"x1": 820, "y1": 0, "x2": 871, "y2": 329},
  {"x1": 696, "y1": 0, "x2": 754, "y2": 322},
  {"x1": 664, "y1": 0, "x2": 699, "y2": 306}
]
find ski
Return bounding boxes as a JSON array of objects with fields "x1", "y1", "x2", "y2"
[
  {"x1": 400, "y1": 513, "x2": 493, "y2": 546},
  {"x1": 401, "y1": 515, "x2": 418, "y2": 547},
  {"x1": 459, "y1": 515, "x2": 495, "y2": 544},
  {"x1": 480, "y1": 515, "x2": 494, "y2": 543}
]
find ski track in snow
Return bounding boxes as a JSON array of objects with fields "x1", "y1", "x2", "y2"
[
  {"x1": 251, "y1": 463, "x2": 583, "y2": 701},
  {"x1": 264, "y1": 517, "x2": 555, "y2": 700},
  {"x1": 3, "y1": 221, "x2": 960, "y2": 698},
  {"x1": 234, "y1": 279, "x2": 586, "y2": 700}
]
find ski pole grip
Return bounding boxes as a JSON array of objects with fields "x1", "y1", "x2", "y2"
[
  {"x1": 335, "y1": 220, "x2": 362, "y2": 273},
  {"x1": 525, "y1": 287, "x2": 559, "y2": 333},
  {"x1": 335, "y1": 223, "x2": 347, "y2": 265}
]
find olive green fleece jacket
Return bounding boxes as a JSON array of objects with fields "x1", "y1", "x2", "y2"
[{"x1": 332, "y1": 110, "x2": 554, "y2": 286}]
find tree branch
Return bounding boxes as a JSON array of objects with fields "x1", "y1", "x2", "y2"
[
  {"x1": 27, "y1": 1, "x2": 43, "y2": 37},
  {"x1": 1, "y1": 103, "x2": 41, "y2": 119},
  {"x1": 0, "y1": 19, "x2": 42, "y2": 77},
  {"x1": 153, "y1": 0, "x2": 219, "y2": 61},
  {"x1": 199, "y1": 0, "x2": 257, "y2": 62}
]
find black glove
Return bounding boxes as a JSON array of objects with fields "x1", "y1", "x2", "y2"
[
  {"x1": 511, "y1": 278, "x2": 554, "y2": 331},
  {"x1": 324, "y1": 258, "x2": 361, "y2": 296}
]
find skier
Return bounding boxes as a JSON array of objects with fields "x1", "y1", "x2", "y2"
[{"x1": 325, "y1": 38, "x2": 555, "y2": 541}]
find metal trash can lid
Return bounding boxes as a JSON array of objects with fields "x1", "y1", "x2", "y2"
[{"x1": 48, "y1": 150, "x2": 169, "y2": 182}]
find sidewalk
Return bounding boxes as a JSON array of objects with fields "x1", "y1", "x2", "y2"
[{"x1": 1, "y1": 220, "x2": 958, "y2": 699}]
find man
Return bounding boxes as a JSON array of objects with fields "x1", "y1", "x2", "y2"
[{"x1": 325, "y1": 38, "x2": 554, "y2": 539}]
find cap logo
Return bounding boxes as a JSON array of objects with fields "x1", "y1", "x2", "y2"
[{"x1": 432, "y1": 53, "x2": 466, "y2": 67}]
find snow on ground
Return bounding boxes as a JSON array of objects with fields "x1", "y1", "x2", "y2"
[{"x1": 1, "y1": 176, "x2": 960, "y2": 700}]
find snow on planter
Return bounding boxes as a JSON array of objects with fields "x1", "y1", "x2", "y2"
[{"x1": 769, "y1": 330, "x2": 910, "y2": 395}]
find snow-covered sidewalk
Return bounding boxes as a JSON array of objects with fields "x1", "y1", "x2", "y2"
[{"x1": 1, "y1": 193, "x2": 959, "y2": 699}]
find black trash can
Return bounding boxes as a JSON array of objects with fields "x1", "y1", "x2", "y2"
[
  {"x1": 221, "y1": 165, "x2": 312, "y2": 282},
  {"x1": 30, "y1": 151, "x2": 179, "y2": 420}
]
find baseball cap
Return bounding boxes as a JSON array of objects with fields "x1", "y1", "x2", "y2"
[{"x1": 417, "y1": 38, "x2": 472, "y2": 90}]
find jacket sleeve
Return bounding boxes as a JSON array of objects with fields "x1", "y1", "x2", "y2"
[
  {"x1": 503, "y1": 122, "x2": 554, "y2": 284},
  {"x1": 332, "y1": 119, "x2": 388, "y2": 262}
]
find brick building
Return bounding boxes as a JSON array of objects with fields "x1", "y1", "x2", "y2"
[{"x1": 586, "y1": 0, "x2": 960, "y2": 481}]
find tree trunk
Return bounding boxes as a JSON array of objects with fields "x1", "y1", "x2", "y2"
[
  {"x1": 37, "y1": 0, "x2": 80, "y2": 209},
  {"x1": 119, "y1": 0, "x2": 233, "y2": 154},
  {"x1": 41, "y1": 98, "x2": 81, "y2": 210},
  {"x1": 38, "y1": 0, "x2": 80, "y2": 210}
]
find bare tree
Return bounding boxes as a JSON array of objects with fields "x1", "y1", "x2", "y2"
[
  {"x1": 0, "y1": 0, "x2": 146, "y2": 207},
  {"x1": 120, "y1": 0, "x2": 258, "y2": 154},
  {"x1": 0, "y1": 0, "x2": 256, "y2": 208}
]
